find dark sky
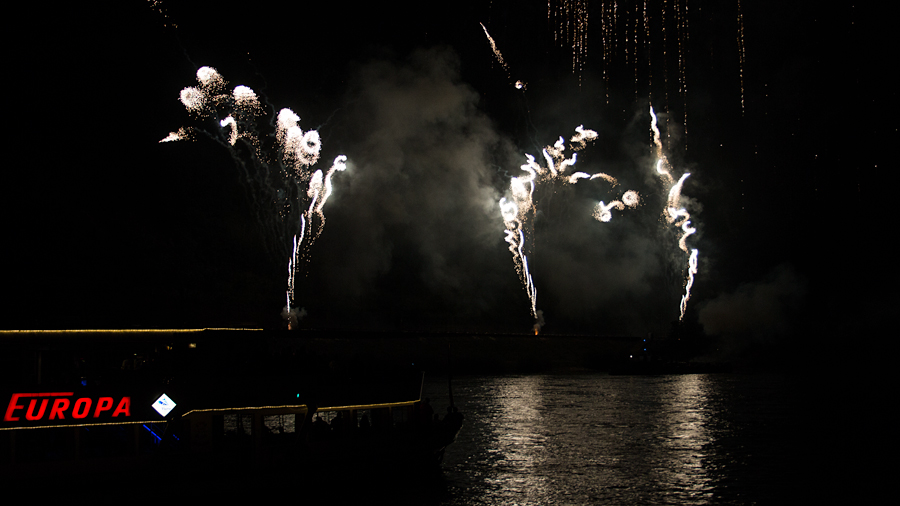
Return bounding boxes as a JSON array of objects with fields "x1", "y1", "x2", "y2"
[{"x1": 4, "y1": 1, "x2": 892, "y2": 344}]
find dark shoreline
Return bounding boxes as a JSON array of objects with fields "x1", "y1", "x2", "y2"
[
  {"x1": 0, "y1": 328, "x2": 765, "y2": 382},
  {"x1": 1, "y1": 329, "x2": 644, "y2": 379}
]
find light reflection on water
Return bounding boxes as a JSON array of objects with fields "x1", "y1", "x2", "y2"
[
  {"x1": 424, "y1": 374, "x2": 802, "y2": 505},
  {"x1": 485, "y1": 376, "x2": 548, "y2": 503},
  {"x1": 659, "y1": 375, "x2": 713, "y2": 502}
]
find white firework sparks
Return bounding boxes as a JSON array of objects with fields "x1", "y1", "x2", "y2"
[
  {"x1": 500, "y1": 125, "x2": 640, "y2": 329},
  {"x1": 277, "y1": 108, "x2": 322, "y2": 174},
  {"x1": 159, "y1": 127, "x2": 194, "y2": 143},
  {"x1": 164, "y1": 67, "x2": 349, "y2": 327},
  {"x1": 232, "y1": 85, "x2": 258, "y2": 109},
  {"x1": 179, "y1": 86, "x2": 206, "y2": 115},
  {"x1": 196, "y1": 66, "x2": 224, "y2": 89},
  {"x1": 220, "y1": 116, "x2": 237, "y2": 145},
  {"x1": 592, "y1": 190, "x2": 640, "y2": 223},
  {"x1": 650, "y1": 106, "x2": 700, "y2": 320},
  {"x1": 622, "y1": 190, "x2": 640, "y2": 208},
  {"x1": 570, "y1": 125, "x2": 599, "y2": 151},
  {"x1": 680, "y1": 248, "x2": 699, "y2": 319},
  {"x1": 592, "y1": 200, "x2": 624, "y2": 222}
]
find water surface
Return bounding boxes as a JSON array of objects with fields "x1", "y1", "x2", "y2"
[{"x1": 422, "y1": 374, "x2": 805, "y2": 505}]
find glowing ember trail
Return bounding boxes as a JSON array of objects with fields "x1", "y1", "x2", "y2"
[
  {"x1": 163, "y1": 66, "x2": 349, "y2": 328},
  {"x1": 737, "y1": 0, "x2": 747, "y2": 116},
  {"x1": 480, "y1": 22, "x2": 525, "y2": 90},
  {"x1": 548, "y1": 0, "x2": 590, "y2": 84},
  {"x1": 650, "y1": 106, "x2": 699, "y2": 320}
]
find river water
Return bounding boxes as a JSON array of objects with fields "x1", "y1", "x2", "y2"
[{"x1": 419, "y1": 373, "x2": 809, "y2": 505}]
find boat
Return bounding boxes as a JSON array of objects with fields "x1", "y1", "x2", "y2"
[{"x1": 0, "y1": 329, "x2": 462, "y2": 487}]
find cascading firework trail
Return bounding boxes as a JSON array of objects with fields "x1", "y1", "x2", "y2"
[
  {"x1": 162, "y1": 66, "x2": 348, "y2": 328},
  {"x1": 736, "y1": 0, "x2": 746, "y2": 116},
  {"x1": 650, "y1": 106, "x2": 699, "y2": 320},
  {"x1": 500, "y1": 126, "x2": 640, "y2": 332},
  {"x1": 549, "y1": 0, "x2": 590, "y2": 84}
]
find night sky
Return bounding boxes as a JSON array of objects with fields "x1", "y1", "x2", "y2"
[{"x1": 4, "y1": 2, "x2": 892, "y2": 355}]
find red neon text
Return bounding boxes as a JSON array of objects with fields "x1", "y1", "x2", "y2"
[{"x1": 4, "y1": 393, "x2": 130, "y2": 422}]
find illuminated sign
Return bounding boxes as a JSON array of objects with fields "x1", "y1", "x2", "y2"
[
  {"x1": 4, "y1": 392, "x2": 131, "y2": 423},
  {"x1": 152, "y1": 394, "x2": 176, "y2": 417},
  {"x1": 1, "y1": 388, "x2": 185, "y2": 430}
]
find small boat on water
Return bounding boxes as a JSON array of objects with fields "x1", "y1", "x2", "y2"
[{"x1": 0, "y1": 329, "x2": 462, "y2": 483}]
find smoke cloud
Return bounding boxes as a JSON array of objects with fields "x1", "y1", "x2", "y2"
[
  {"x1": 311, "y1": 47, "x2": 520, "y2": 326},
  {"x1": 291, "y1": 46, "x2": 703, "y2": 334},
  {"x1": 698, "y1": 263, "x2": 806, "y2": 344}
]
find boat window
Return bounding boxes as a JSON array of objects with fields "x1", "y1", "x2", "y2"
[
  {"x1": 392, "y1": 405, "x2": 411, "y2": 426},
  {"x1": 223, "y1": 414, "x2": 252, "y2": 436},
  {"x1": 263, "y1": 414, "x2": 295, "y2": 434},
  {"x1": 319, "y1": 411, "x2": 339, "y2": 424}
]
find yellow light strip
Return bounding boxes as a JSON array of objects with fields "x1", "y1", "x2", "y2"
[
  {"x1": 0, "y1": 420, "x2": 166, "y2": 431},
  {"x1": 315, "y1": 399, "x2": 421, "y2": 412},
  {"x1": 180, "y1": 404, "x2": 309, "y2": 417},
  {"x1": 0, "y1": 328, "x2": 262, "y2": 334},
  {"x1": 180, "y1": 398, "x2": 422, "y2": 418}
]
